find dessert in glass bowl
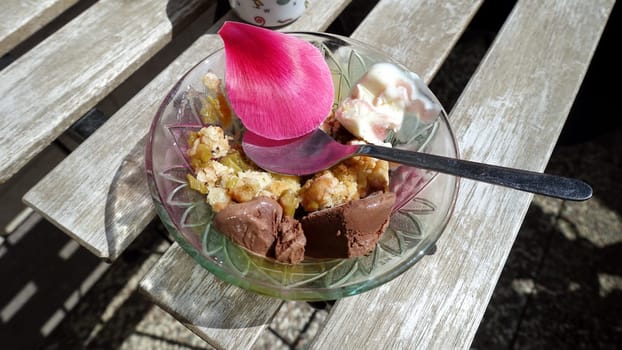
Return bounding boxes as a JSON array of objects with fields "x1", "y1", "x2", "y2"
[{"x1": 145, "y1": 22, "x2": 459, "y2": 300}]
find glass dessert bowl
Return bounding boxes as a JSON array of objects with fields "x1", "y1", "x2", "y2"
[{"x1": 145, "y1": 32, "x2": 459, "y2": 301}]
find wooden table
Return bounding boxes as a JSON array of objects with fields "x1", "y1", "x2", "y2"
[{"x1": 2, "y1": 0, "x2": 613, "y2": 348}]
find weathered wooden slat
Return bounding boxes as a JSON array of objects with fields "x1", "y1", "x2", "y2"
[
  {"x1": 23, "y1": 1, "x2": 350, "y2": 262},
  {"x1": 311, "y1": 1, "x2": 614, "y2": 349},
  {"x1": 0, "y1": 0, "x2": 79, "y2": 57},
  {"x1": 0, "y1": 0, "x2": 215, "y2": 183},
  {"x1": 350, "y1": 0, "x2": 483, "y2": 83},
  {"x1": 139, "y1": 243, "x2": 282, "y2": 350}
]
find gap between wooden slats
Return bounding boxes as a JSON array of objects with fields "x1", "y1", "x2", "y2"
[
  {"x1": 25, "y1": 0, "x2": 484, "y2": 348},
  {"x1": 0, "y1": 0, "x2": 79, "y2": 57},
  {"x1": 311, "y1": 1, "x2": 614, "y2": 349}
]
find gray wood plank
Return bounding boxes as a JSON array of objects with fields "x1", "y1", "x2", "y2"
[
  {"x1": 311, "y1": 1, "x2": 614, "y2": 349},
  {"x1": 22, "y1": 2, "x2": 351, "y2": 260},
  {"x1": 139, "y1": 243, "x2": 283, "y2": 350},
  {"x1": 0, "y1": 0, "x2": 215, "y2": 183},
  {"x1": 0, "y1": 0, "x2": 79, "y2": 57},
  {"x1": 351, "y1": 0, "x2": 483, "y2": 83}
]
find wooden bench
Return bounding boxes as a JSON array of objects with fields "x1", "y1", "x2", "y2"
[
  {"x1": 0, "y1": 0, "x2": 215, "y2": 183},
  {"x1": 20, "y1": 0, "x2": 614, "y2": 348},
  {"x1": 0, "y1": 0, "x2": 79, "y2": 57}
]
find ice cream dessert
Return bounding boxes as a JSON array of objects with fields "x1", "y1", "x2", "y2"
[{"x1": 185, "y1": 22, "x2": 440, "y2": 264}]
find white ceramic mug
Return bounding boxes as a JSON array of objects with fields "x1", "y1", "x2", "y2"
[{"x1": 229, "y1": 0, "x2": 308, "y2": 27}]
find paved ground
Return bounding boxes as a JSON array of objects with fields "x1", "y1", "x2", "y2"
[{"x1": 1, "y1": 0, "x2": 620, "y2": 349}]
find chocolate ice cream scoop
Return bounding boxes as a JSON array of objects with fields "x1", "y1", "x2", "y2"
[
  {"x1": 214, "y1": 196, "x2": 306, "y2": 263},
  {"x1": 215, "y1": 192, "x2": 395, "y2": 262},
  {"x1": 301, "y1": 192, "x2": 396, "y2": 258},
  {"x1": 214, "y1": 197, "x2": 282, "y2": 256}
]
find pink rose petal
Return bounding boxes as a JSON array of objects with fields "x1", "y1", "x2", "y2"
[{"x1": 218, "y1": 21, "x2": 334, "y2": 140}]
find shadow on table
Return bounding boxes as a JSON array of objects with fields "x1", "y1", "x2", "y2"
[{"x1": 104, "y1": 136, "x2": 154, "y2": 261}]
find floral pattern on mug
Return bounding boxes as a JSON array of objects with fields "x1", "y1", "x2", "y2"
[{"x1": 229, "y1": 0, "x2": 308, "y2": 27}]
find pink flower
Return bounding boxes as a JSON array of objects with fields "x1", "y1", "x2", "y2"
[{"x1": 218, "y1": 21, "x2": 334, "y2": 140}]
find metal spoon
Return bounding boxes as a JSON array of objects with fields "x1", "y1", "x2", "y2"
[{"x1": 242, "y1": 129, "x2": 592, "y2": 201}]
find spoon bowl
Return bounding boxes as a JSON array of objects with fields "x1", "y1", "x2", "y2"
[{"x1": 243, "y1": 129, "x2": 592, "y2": 201}]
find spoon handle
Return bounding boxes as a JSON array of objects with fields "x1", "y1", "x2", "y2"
[{"x1": 358, "y1": 144, "x2": 592, "y2": 201}]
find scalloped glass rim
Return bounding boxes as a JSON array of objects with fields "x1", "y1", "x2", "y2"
[{"x1": 145, "y1": 32, "x2": 460, "y2": 301}]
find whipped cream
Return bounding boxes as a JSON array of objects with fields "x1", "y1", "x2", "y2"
[{"x1": 335, "y1": 63, "x2": 442, "y2": 146}]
